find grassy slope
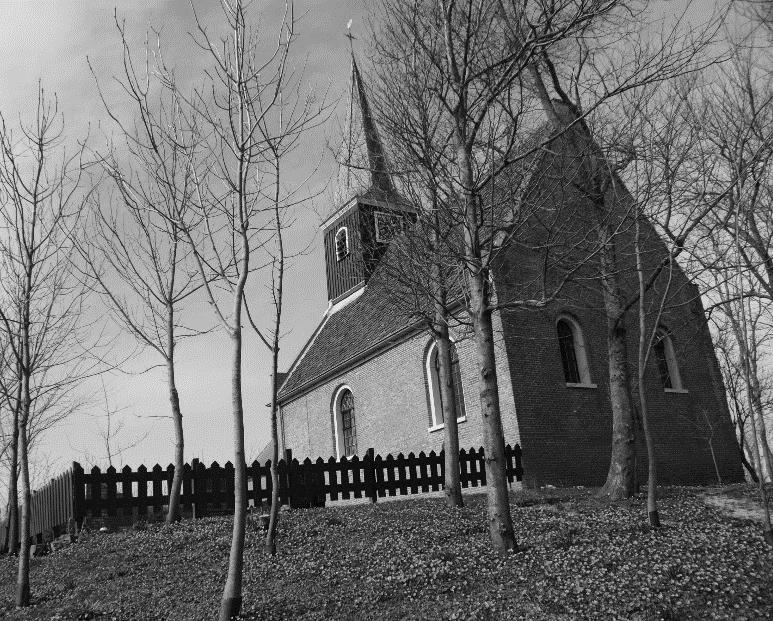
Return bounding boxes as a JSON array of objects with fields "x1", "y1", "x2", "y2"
[{"x1": 0, "y1": 486, "x2": 771, "y2": 620}]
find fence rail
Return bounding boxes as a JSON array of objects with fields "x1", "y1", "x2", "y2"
[{"x1": 2, "y1": 443, "x2": 522, "y2": 548}]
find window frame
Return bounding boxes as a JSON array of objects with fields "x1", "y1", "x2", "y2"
[
  {"x1": 332, "y1": 385, "x2": 358, "y2": 458},
  {"x1": 334, "y1": 227, "x2": 349, "y2": 261},
  {"x1": 556, "y1": 314, "x2": 596, "y2": 389},
  {"x1": 654, "y1": 328, "x2": 687, "y2": 393},
  {"x1": 374, "y1": 210, "x2": 404, "y2": 243},
  {"x1": 425, "y1": 340, "x2": 467, "y2": 432}
]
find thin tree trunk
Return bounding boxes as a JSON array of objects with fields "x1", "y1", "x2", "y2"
[
  {"x1": 733, "y1": 415, "x2": 757, "y2": 483},
  {"x1": 748, "y1": 357, "x2": 773, "y2": 480},
  {"x1": 722, "y1": 284, "x2": 768, "y2": 485},
  {"x1": 166, "y1": 351, "x2": 184, "y2": 524},
  {"x1": 741, "y1": 449, "x2": 760, "y2": 483},
  {"x1": 15, "y1": 369, "x2": 31, "y2": 607},
  {"x1": 707, "y1": 437, "x2": 722, "y2": 485},
  {"x1": 471, "y1": 295, "x2": 517, "y2": 551},
  {"x1": 637, "y1": 383, "x2": 659, "y2": 523},
  {"x1": 456, "y1": 130, "x2": 516, "y2": 552},
  {"x1": 219, "y1": 325, "x2": 248, "y2": 620},
  {"x1": 264, "y1": 363, "x2": 281, "y2": 555},
  {"x1": 435, "y1": 319, "x2": 463, "y2": 508},
  {"x1": 525, "y1": 64, "x2": 637, "y2": 501},
  {"x1": 733, "y1": 209, "x2": 773, "y2": 546},
  {"x1": 598, "y1": 221, "x2": 636, "y2": 500},
  {"x1": 265, "y1": 149, "x2": 285, "y2": 554},
  {"x1": 636, "y1": 217, "x2": 660, "y2": 527},
  {"x1": 16, "y1": 257, "x2": 33, "y2": 607},
  {"x1": 6, "y1": 378, "x2": 21, "y2": 554},
  {"x1": 738, "y1": 324, "x2": 773, "y2": 545}
]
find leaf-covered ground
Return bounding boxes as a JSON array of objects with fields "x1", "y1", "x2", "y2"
[{"x1": 1, "y1": 485, "x2": 771, "y2": 620}]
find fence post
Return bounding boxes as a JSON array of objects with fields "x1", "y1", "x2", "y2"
[
  {"x1": 191, "y1": 458, "x2": 203, "y2": 519},
  {"x1": 364, "y1": 448, "x2": 377, "y2": 504},
  {"x1": 284, "y1": 449, "x2": 294, "y2": 508},
  {"x1": 71, "y1": 462, "x2": 85, "y2": 536}
]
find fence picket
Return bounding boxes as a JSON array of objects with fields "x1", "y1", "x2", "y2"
[
  {"x1": 364, "y1": 449, "x2": 377, "y2": 503},
  {"x1": 428, "y1": 450, "x2": 441, "y2": 491},
  {"x1": 350, "y1": 456, "x2": 363, "y2": 499},
  {"x1": 407, "y1": 452, "x2": 419, "y2": 495},
  {"x1": 385, "y1": 454, "x2": 396, "y2": 496},
  {"x1": 374, "y1": 454, "x2": 385, "y2": 498},
  {"x1": 477, "y1": 448, "x2": 487, "y2": 485},
  {"x1": 396, "y1": 453, "x2": 408, "y2": 496}
]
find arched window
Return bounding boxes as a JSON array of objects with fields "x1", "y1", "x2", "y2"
[
  {"x1": 335, "y1": 227, "x2": 349, "y2": 261},
  {"x1": 654, "y1": 329, "x2": 683, "y2": 391},
  {"x1": 425, "y1": 341, "x2": 466, "y2": 429},
  {"x1": 556, "y1": 316, "x2": 592, "y2": 386},
  {"x1": 332, "y1": 386, "x2": 357, "y2": 457}
]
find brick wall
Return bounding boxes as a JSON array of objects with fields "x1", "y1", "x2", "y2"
[
  {"x1": 278, "y1": 314, "x2": 520, "y2": 461},
  {"x1": 491, "y1": 128, "x2": 743, "y2": 488}
]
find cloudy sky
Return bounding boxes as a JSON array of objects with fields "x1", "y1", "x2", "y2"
[{"x1": 0, "y1": 0, "x2": 371, "y2": 476}]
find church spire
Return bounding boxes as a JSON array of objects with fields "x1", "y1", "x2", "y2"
[{"x1": 349, "y1": 49, "x2": 396, "y2": 198}]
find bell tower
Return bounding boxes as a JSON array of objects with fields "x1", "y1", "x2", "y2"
[{"x1": 322, "y1": 53, "x2": 415, "y2": 305}]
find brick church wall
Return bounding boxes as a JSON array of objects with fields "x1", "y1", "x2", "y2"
[
  {"x1": 491, "y1": 127, "x2": 743, "y2": 487},
  {"x1": 279, "y1": 311, "x2": 520, "y2": 461}
]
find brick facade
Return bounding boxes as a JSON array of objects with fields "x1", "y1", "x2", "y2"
[{"x1": 278, "y1": 311, "x2": 520, "y2": 460}]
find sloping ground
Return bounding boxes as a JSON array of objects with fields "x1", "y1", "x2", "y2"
[
  {"x1": 701, "y1": 484, "x2": 772, "y2": 523},
  {"x1": 1, "y1": 486, "x2": 771, "y2": 620}
]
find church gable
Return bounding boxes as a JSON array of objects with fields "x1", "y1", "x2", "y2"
[{"x1": 277, "y1": 265, "x2": 418, "y2": 401}]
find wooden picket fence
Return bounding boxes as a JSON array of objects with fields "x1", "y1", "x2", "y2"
[{"x1": 2, "y1": 444, "x2": 522, "y2": 547}]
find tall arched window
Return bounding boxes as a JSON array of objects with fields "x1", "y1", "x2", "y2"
[
  {"x1": 654, "y1": 328, "x2": 683, "y2": 391},
  {"x1": 333, "y1": 386, "x2": 357, "y2": 457},
  {"x1": 556, "y1": 315, "x2": 593, "y2": 386},
  {"x1": 335, "y1": 227, "x2": 349, "y2": 261},
  {"x1": 425, "y1": 341, "x2": 466, "y2": 429}
]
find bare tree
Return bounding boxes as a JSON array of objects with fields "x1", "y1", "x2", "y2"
[
  {"x1": 731, "y1": 211, "x2": 773, "y2": 545},
  {"x1": 0, "y1": 86, "x2": 94, "y2": 606},
  {"x1": 243, "y1": 40, "x2": 330, "y2": 556},
  {"x1": 714, "y1": 316, "x2": 766, "y2": 482},
  {"x1": 685, "y1": 49, "x2": 773, "y2": 484},
  {"x1": 367, "y1": 0, "x2": 643, "y2": 553},
  {"x1": 651, "y1": 36, "x2": 773, "y2": 543},
  {"x1": 160, "y1": 1, "x2": 326, "y2": 615},
  {"x1": 75, "y1": 17, "x2": 209, "y2": 523},
  {"x1": 84, "y1": 378, "x2": 150, "y2": 469},
  {"x1": 606, "y1": 82, "x2": 726, "y2": 525},
  {"x1": 352, "y1": 34, "x2": 467, "y2": 508}
]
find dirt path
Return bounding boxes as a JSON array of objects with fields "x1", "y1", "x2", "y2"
[{"x1": 701, "y1": 484, "x2": 770, "y2": 523}]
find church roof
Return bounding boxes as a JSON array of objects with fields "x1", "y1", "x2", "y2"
[{"x1": 277, "y1": 256, "x2": 421, "y2": 402}]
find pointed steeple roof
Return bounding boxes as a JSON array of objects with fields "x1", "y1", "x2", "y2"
[{"x1": 350, "y1": 51, "x2": 396, "y2": 200}]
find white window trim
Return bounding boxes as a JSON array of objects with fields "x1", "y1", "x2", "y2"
[
  {"x1": 332, "y1": 384, "x2": 354, "y2": 459},
  {"x1": 428, "y1": 417, "x2": 467, "y2": 434},
  {"x1": 657, "y1": 329, "x2": 685, "y2": 392},
  {"x1": 374, "y1": 211, "x2": 403, "y2": 243},
  {"x1": 425, "y1": 340, "x2": 466, "y2": 430},
  {"x1": 557, "y1": 314, "x2": 593, "y2": 386},
  {"x1": 335, "y1": 227, "x2": 349, "y2": 261}
]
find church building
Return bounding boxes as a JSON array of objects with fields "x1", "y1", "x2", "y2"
[{"x1": 274, "y1": 60, "x2": 743, "y2": 488}]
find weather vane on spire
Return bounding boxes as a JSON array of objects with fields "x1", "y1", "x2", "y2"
[{"x1": 345, "y1": 19, "x2": 355, "y2": 42}]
